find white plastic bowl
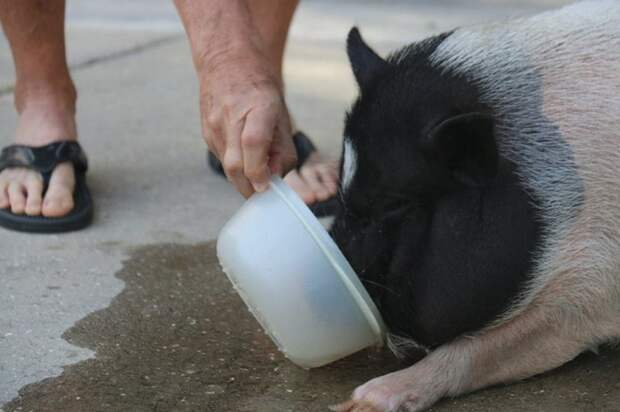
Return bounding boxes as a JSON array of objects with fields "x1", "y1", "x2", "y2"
[{"x1": 217, "y1": 176, "x2": 386, "y2": 368}]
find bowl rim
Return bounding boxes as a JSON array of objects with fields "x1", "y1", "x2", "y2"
[{"x1": 269, "y1": 176, "x2": 386, "y2": 344}]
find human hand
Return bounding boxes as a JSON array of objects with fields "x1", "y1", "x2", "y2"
[{"x1": 198, "y1": 46, "x2": 297, "y2": 197}]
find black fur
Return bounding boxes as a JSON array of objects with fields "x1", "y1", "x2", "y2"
[
  {"x1": 330, "y1": 29, "x2": 542, "y2": 349},
  {"x1": 347, "y1": 28, "x2": 390, "y2": 88}
]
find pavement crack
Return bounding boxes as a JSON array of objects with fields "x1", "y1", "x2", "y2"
[
  {"x1": 70, "y1": 34, "x2": 183, "y2": 71},
  {"x1": 0, "y1": 34, "x2": 183, "y2": 97}
]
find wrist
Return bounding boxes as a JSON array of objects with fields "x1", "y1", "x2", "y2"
[
  {"x1": 197, "y1": 43, "x2": 281, "y2": 92},
  {"x1": 174, "y1": 0, "x2": 266, "y2": 74},
  {"x1": 196, "y1": 37, "x2": 260, "y2": 74}
]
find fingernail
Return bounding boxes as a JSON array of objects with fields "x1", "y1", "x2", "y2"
[{"x1": 254, "y1": 181, "x2": 268, "y2": 193}]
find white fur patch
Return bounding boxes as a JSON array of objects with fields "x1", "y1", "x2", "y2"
[{"x1": 342, "y1": 139, "x2": 357, "y2": 193}]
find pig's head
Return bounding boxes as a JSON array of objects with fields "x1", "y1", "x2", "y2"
[{"x1": 330, "y1": 29, "x2": 537, "y2": 350}]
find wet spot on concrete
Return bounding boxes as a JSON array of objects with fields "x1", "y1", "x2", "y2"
[
  {"x1": 2, "y1": 242, "x2": 399, "y2": 412},
  {"x1": 4, "y1": 242, "x2": 620, "y2": 412}
]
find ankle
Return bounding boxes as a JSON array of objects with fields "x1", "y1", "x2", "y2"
[
  {"x1": 14, "y1": 100, "x2": 78, "y2": 146},
  {"x1": 14, "y1": 78, "x2": 77, "y2": 115}
]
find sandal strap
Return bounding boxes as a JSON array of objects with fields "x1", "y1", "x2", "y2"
[
  {"x1": 207, "y1": 131, "x2": 317, "y2": 176},
  {"x1": 292, "y1": 131, "x2": 316, "y2": 169},
  {"x1": 0, "y1": 141, "x2": 88, "y2": 176}
]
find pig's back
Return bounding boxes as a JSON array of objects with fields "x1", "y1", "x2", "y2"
[{"x1": 431, "y1": 0, "x2": 620, "y2": 324}]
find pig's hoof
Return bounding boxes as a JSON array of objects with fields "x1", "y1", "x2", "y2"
[
  {"x1": 330, "y1": 371, "x2": 433, "y2": 412},
  {"x1": 329, "y1": 399, "x2": 383, "y2": 412}
]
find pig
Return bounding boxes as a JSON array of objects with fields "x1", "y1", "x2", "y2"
[{"x1": 329, "y1": 1, "x2": 620, "y2": 411}]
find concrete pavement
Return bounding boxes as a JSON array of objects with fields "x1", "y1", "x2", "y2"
[{"x1": 2, "y1": 1, "x2": 618, "y2": 411}]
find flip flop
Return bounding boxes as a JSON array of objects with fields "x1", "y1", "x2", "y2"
[
  {"x1": 207, "y1": 131, "x2": 340, "y2": 217},
  {"x1": 0, "y1": 141, "x2": 93, "y2": 233}
]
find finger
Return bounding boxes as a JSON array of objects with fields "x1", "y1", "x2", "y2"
[
  {"x1": 241, "y1": 106, "x2": 277, "y2": 192},
  {"x1": 204, "y1": 126, "x2": 225, "y2": 161},
  {"x1": 221, "y1": 111, "x2": 255, "y2": 197},
  {"x1": 225, "y1": 156, "x2": 254, "y2": 197},
  {"x1": 24, "y1": 174, "x2": 43, "y2": 216},
  {"x1": 8, "y1": 181, "x2": 26, "y2": 214},
  {"x1": 269, "y1": 115, "x2": 296, "y2": 176},
  {"x1": 202, "y1": 102, "x2": 226, "y2": 159}
]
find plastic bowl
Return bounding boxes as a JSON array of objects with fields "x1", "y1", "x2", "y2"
[{"x1": 217, "y1": 176, "x2": 386, "y2": 368}]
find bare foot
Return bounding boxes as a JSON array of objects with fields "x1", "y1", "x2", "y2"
[
  {"x1": 0, "y1": 97, "x2": 77, "y2": 218},
  {"x1": 284, "y1": 151, "x2": 339, "y2": 204}
]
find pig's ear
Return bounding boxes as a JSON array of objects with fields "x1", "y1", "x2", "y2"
[
  {"x1": 427, "y1": 112, "x2": 498, "y2": 186},
  {"x1": 347, "y1": 27, "x2": 388, "y2": 87}
]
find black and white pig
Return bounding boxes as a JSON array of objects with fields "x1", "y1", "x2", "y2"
[{"x1": 329, "y1": 1, "x2": 620, "y2": 411}]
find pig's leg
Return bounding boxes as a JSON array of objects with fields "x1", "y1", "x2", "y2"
[{"x1": 331, "y1": 306, "x2": 604, "y2": 412}]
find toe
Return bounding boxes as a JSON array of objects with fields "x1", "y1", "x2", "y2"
[
  {"x1": 8, "y1": 182, "x2": 27, "y2": 214},
  {"x1": 43, "y1": 190, "x2": 74, "y2": 218},
  {"x1": 24, "y1": 175, "x2": 44, "y2": 216},
  {"x1": 284, "y1": 170, "x2": 317, "y2": 204},
  {"x1": 300, "y1": 167, "x2": 330, "y2": 202},
  {"x1": 316, "y1": 163, "x2": 339, "y2": 196},
  {"x1": 0, "y1": 179, "x2": 9, "y2": 209},
  {"x1": 42, "y1": 162, "x2": 75, "y2": 218},
  {"x1": 42, "y1": 188, "x2": 74, "y2": 218},
  {"x1": 295, "y1": 152, "x2": 340, "y2": 202}
]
